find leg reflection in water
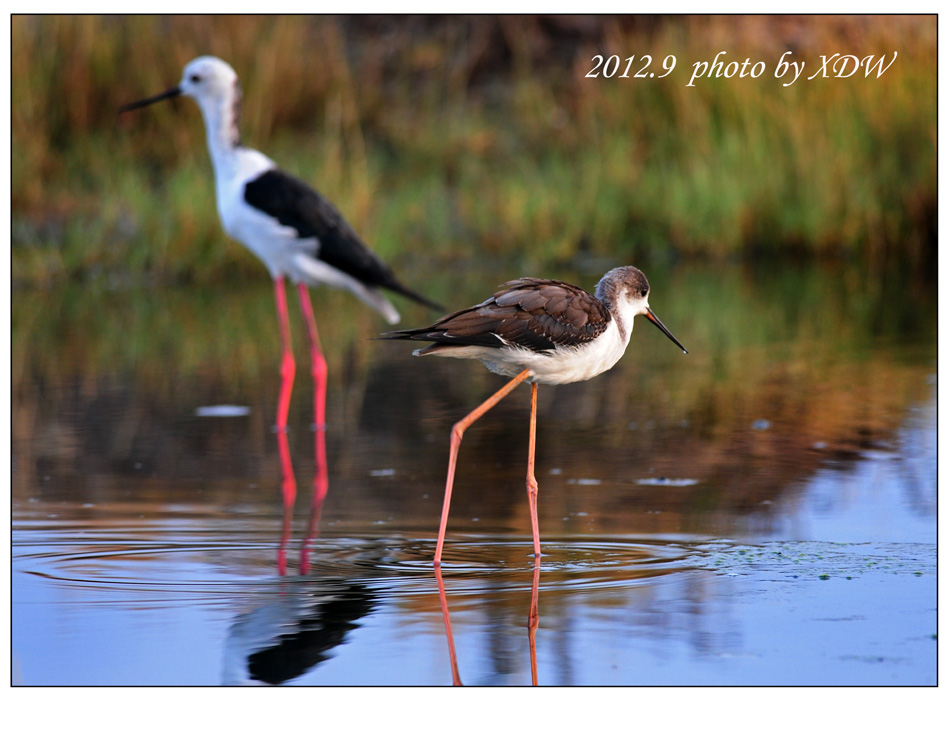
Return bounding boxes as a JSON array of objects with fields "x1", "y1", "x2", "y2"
[
  {"x1": 528, "y1": 556, "x2": 541, "y2": 686},
  {"x1": 275, "y1": 427, "x2": 297, "y2": 576},
  {"x1": 274, "y1": 409, "x2": 330, "y2": 577},
  {"x1": 435, "y1": 565, "x2": 463, "y2": 685},
  {"x1": 435, "y1": 561, "x2": 542, "y2": 686}
]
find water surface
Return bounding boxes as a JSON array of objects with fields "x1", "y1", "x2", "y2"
[{"x1": 12, "y1": 260, "x2": 937, "y2": 685}]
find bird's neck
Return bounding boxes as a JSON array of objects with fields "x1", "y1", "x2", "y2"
[
  {"x1": 595, "y1": 278, "x2": 629, "y2": 343},
  {"x1": 198, "y1": 93, "x2": 243, "y2": 176}
]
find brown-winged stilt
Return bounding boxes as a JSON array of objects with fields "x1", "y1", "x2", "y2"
[{"x1": 383, "y1": 266, "x2": 687, "y2": 565}]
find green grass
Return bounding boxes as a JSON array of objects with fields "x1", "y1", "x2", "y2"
[{"x1": 12, "y1": 15, "x2": 937, "y2": 286}]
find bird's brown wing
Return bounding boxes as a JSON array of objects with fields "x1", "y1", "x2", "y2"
[{"x1": 383, "y1": 278, "x2": 611, "y2": 353}]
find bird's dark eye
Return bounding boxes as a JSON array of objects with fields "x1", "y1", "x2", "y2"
[
  {"x1": 190, "y1": 74, "x2": 201, "y2": 83},
  {"x1": 640, "y1": 288, "x2": 648, "y2": 298}
]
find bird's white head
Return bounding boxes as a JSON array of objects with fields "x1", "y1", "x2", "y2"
[
  {"x1": 178, "y1": 56, "x2": 240, "y2": 108},
  {"x1": 119, "y1": 56, "x2": 243, "y2": 151},
  {"x1": 177, "y1": 57, "x2": 243, "y2": 150}
]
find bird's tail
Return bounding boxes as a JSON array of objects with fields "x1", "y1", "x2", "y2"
[
  {"x1": 377, "y1": 325, "x2": 427, "y2": 341},
  {"x1": 358, "y1": 289, "x2": 401, "y2": 325},
  {"x1": 293, "y1": 253, "x2": 402, "y2": 324}
]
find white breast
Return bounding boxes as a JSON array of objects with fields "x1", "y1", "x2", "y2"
[
  {"x1": 522, "y1": 320, "x2": 630, "y2": 384},
  {"x1": 424, "y1": 319, "x2": 632, "y2": 386},
  {"x1": 213, "y1": 149, "x2": 305, "y2": 278}
]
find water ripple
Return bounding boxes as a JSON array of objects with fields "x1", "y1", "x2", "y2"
[{"x1": 14, "y1": 523, "x2": 699, "y2": 603}]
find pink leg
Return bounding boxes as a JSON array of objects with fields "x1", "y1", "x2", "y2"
[
  {"x1": 525, "y1": 388, "x2": 541, "y2": 682},
  {"x1": 274, "y1": 277, "x2": 296, "y2": 431},
  {"x1": 296, "y1": 283, "x2": 329, "y2": 574},
  {"x1": 435, "y1": 368, "x2": 532, "y2": 566},
  {"x1": 526, "y1": 382, "x2": 541, "y2": 559},
  {"x1": 296, "y1": 284, "x2": 329, "y2": 499}
]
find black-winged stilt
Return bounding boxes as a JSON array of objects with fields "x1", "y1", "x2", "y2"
[
  {"x1": 120, "y1": 56, "x2": 440, "y2": 430},
  {"x1": 383, "y1": 266, "x2": 687, "y2": 565}
]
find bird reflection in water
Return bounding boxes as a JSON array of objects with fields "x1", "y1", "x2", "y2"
[
  {"x1": 225, "y1": 422, "x2": 380, "y2": 685},
  {"x1": 222, "y1": 574, "x2": 378, "y2": 685},
  {"x1": 436, "y1": 559, "x2": 542, "y2": 686}
]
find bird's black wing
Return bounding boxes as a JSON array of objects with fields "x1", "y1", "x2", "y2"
[{"x1": 244, "y1": 169, "x2": 440, "y2": 309}]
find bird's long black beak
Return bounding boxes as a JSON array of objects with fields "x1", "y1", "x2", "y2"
[
  {"x1": 118, "y1": 86, "x2": 182, "y2": 114},
  {"x1": 644, "y1": 308, "x2": 688, "y2": 354}
]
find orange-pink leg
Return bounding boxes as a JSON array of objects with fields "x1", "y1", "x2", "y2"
[
  {"x1": 296, "y1": 283, "x2": 330, "y2": 574},
  {"x1": 526, "y1": 385, "x2": 541, "y2": 681},
  {"x1": 274, "y1": 277, "x2": 296, "y2": 431},
  {"x1": 434, "y1": 368, "x2": 532, "y2": 566},
  {"x1": 526, "y1": 381, "x2": 541, "y2": 559}
]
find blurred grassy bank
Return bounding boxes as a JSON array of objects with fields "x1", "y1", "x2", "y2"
[{"x1": 12, "y1": 15, "x2": 936, "y2": 287}]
